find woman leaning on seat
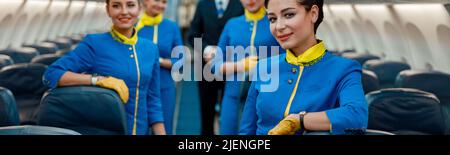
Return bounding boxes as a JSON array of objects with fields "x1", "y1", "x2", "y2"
[
  {"x1": 43, "y1": 0, "x2": 166, "y2": 135},
  {"x1": 239, "y1": 0, "x2": 368, "y2": 135}
]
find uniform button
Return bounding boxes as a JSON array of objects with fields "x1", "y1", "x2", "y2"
[
  {"x1": 129, "y1": 47, "x2": 133, "y2": 51},
  {"x1": 130, "y1": 54, "x2": 134, "y2": 58},
  {"x1": 288, "y1": 79, "x2": 293, "y2": 84},
  {"x1": 292, "y1": 68, "x2": 297, "y2": 73}
]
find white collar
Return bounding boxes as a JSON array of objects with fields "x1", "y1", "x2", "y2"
[{"x1": 215, "y1": 0, "x2": 229, "y2": 10}]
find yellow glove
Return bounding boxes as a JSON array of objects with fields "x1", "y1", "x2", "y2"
[
  {"x1": 96, "y1": 77, "x2": 129, "y2": 103},
  {"x1": 268, "y1": 117, "x2": 301, "y2": 135},
  {"x1": 242, "y1": 56, "x2": 258, "y2": 72}
]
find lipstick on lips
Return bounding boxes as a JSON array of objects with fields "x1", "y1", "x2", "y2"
[{"x1": 277, "y1": 32, "x2": 293, "y2": 42}]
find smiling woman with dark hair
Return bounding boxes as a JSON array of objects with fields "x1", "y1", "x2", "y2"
[
  {"x1": 239, "y1": 0, "x2": 368, "y2": 135},
  {"x1": 43, "y1": 0, "x2": 166, "y2": 135}
]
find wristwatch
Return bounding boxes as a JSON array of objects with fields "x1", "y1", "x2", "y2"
[
  {"x1": 299, "y1": 111, "x2": 307, "y2": 130},
  {"x1": 91, "y1": 74, "x2": 98, "y2": 86}
]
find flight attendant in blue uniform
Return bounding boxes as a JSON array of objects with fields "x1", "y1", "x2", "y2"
[
  {"x1": 239, "y1": 0, "x2": 368, "y2": 135},
  {"x1": 43, "y1": 0, "x2": 166, "y2": 135},
  {"x1": 136, "y1": 0, "x2": 184, "y2": 135},
  {"x1": 212, "y1": 0, "x2": 282, "y2": 135}
]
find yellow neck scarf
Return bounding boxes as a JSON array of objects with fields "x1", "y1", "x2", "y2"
[
  {"x1": 286, "y1": 41, "x2": 326, "y2": 66},
  {"x1": 110, "y1": 26, "x2": 138, "y2": 45},
  {"x1": 245, "y1": 7, "x2": 266, "y2": 21},
  {"x1": 141, "y1": 13, "x2": 163, "y2": 26},
  {"x1": 136, "y1": 13, "x2": 163, "y2": 30}
]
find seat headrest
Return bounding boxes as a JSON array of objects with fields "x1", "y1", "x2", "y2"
[
  {"x1": 362, "y1": 69, "x2": 380, "y2": 94},
  {"x1": 31, "y1": 54, "x2": 62, "y2": 66},
  {"x1": 0, "y1": 54, "x2": 14, "y2": 69},
  {"x1": 0, "y1": 63, "x2": 48, "y2": 96},
  {"x1": 363, "y1": 60, "x2": 411, "y2": 87},
  {"x1": 69, "y1": 35, "x2": 84, "y2": 44},
  {"x1": 342, "y1": 53, "x2": 380, "y2": 65},
  {"x1": 367, "y1": 88, "x2": 446, "y2": 134},
  {"x1": 0, "y1": 87, "x2": 19, "y2": 126},
  {"x1": 396, "y1": 70, "x2": 450, "y2": 100},
  {"x1": 0, "y1": 125, "x2": 81, "y2": 135},
  {"x1": 24, "y1": 42, "x2": 59, "y2": 55},
  {"x1": 46, "y1": 38, "x2": 73, "y2": 50},
  {"x1": 0, "y1": 48, "x2": 39, "y2": 63},
  {"x1": 37, "y1": 86, "x2": 127, "y2": 135}
]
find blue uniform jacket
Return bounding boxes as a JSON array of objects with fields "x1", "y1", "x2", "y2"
[
  {"x1": 240, "y1": 52, "x2": 368, "y2": 135},
  {"x1": 137, "y1": 18, "x2": 184, "y2": 89},
  {"x1": 43, "y1": 32, "x2": 163, "y2": 135}
]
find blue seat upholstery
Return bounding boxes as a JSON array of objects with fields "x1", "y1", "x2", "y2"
[
  {"x1": 367, "y1": 88, "x2": 446, "y2": 135},
  {"x1": 395, "y1": 70, "x2": 450, "y2": 134},
  {"x1": 0, "y1": 87, "x2": 19, "y2": 127},
  {"x1": 303, "y1": 129, "x2": 395, "y2": 135},
  {"x1": 396, "y1": 70, "x2": 450, "y2": 105},
  {"x1": 335, "y1": 49, "x2": 356, "y2": 56},
  {"x1": 0, "y1": 125, "x2": 81, "y2": 135},
  {"x1": 31, "y1": 54, "x2": 62, "y2": 66},
  {"x1": 69, "y1": 35, "x2": 84, "y2": 45},
  {"x1": 342, "y1": 52, "x2": 380, "y2": 65},
  {"x1": 24, "y1": 42, "x2": 59, "y2": 55},
  {"x1": 0, "y1": 63, "x2": 48, "y2": 124},
  {"x1": 0, "y1": 47, "x2": 39, "y2": 63},
  {"x1": 363, "y1": 60, "x2": 411, "y2": 88},
  {"x1": 37, "y1": 86, "x2": 127, "y2": 135},
  {"x1": 45, "y1": 37, "x2": 72, "y2": 51},
  {"x1": 362, "y1": 69, "x2": 380, "y2": 94},
  {"x1": 0, "y1": 54, "x2": 14, "y2": 69}
]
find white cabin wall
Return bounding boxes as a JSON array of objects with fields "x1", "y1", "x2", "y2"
[
  {"x1": 318, "y1": 3, "x2": 450, "y2": 74},
  {"x1": 11, "y1": 0, "x2": 50, "y2": 47},
  {"x1": 393, "y1": 4, "x2": 450, "y2": 72},
  {"x1": 0, "y1": 0, "x2": 24, "y2": 49}
]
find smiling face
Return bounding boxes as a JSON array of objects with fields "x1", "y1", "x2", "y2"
[
  {"x1": 106, "y1": 0, "x2": 141, "y2": 30},
  {"x1": 143, "y1": 0, "x2": 167, "y2": 16},
  {"x1": 240, "y1": 0, "x2": 265, "y2": 13},
  {"x1": 266, "y1": 0, "x2": 319, "y2": 50}
]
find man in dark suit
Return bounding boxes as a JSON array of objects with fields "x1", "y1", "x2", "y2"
[{"x1": 187, "y1": 0, "x2": 244, "y2": 135}]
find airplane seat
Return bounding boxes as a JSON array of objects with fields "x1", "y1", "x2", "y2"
[
  {"x1": 395, "y1": 70, "x2": 450, "y2": 104},
  {"x1": 362, "y1": 69, "x2": 380, "y2": 94},
  {"x1": 69, "y1": 35, "x2": 84, "y2": 45},
  {"x1": 45, "y1": 37, "x2": 73, "y2": 51},
  {"x1": 395, "y1": 70, "x2": 450, "y2": 134},
  {"x1": 31, "y1": 54, "x2": 62, "y2": 66},
  {"x1": 37, "y1": 86, "x2": 127, "y2": 135},
  {"x1": 0, "y1": 47, "x2": 39, "y2": 63},
  {"x1": 303, "y1": 129, "x2": 395, "y2": 135},
  {"x1": 0, "y1": 125, "x2": 81, "y2": 135},
  {"x1": 363, "y1": 60, "x2": 411, "y2": 88},
  {"x1": 0, "y1": 63, "x2": 48, "y2": 124},
  {"x1": 0, "y1": 87, "x2": 20, "y2": 127},
  {"x1": 367, "y1": 88, "x2": 446, "y2": 135},
  {"x1": 55, "y1": 49, "x2": 72, "y2": 56},
  {"x1": 342, "y1": 52, "x2": 381, "y2": 66},
  {"x1": 0, "y1": 54, "x2": 14, "y2": 69},
  {"x1": 336, "y1": 49, "x2": 356, "y2": 56},
  {"x1": 327, "y1": 50, "x2": 339, "y2": 55},
  {"x1": 24, "y1": 42, "x2": 59, "y2": 55}
]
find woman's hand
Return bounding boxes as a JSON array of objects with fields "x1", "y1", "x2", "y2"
[
  {"x1": 95, "y1": 76, "x2": 129, "y2": 103},
  {"x1": 151, "y1": 123, "x2": 166, "y2": 135},
  {"x1": 239, "y1": 56, "x2": 258, "y2": 72},
  {"x1": 268, "y1": 114, "x2": 301, "y2": 135}
]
